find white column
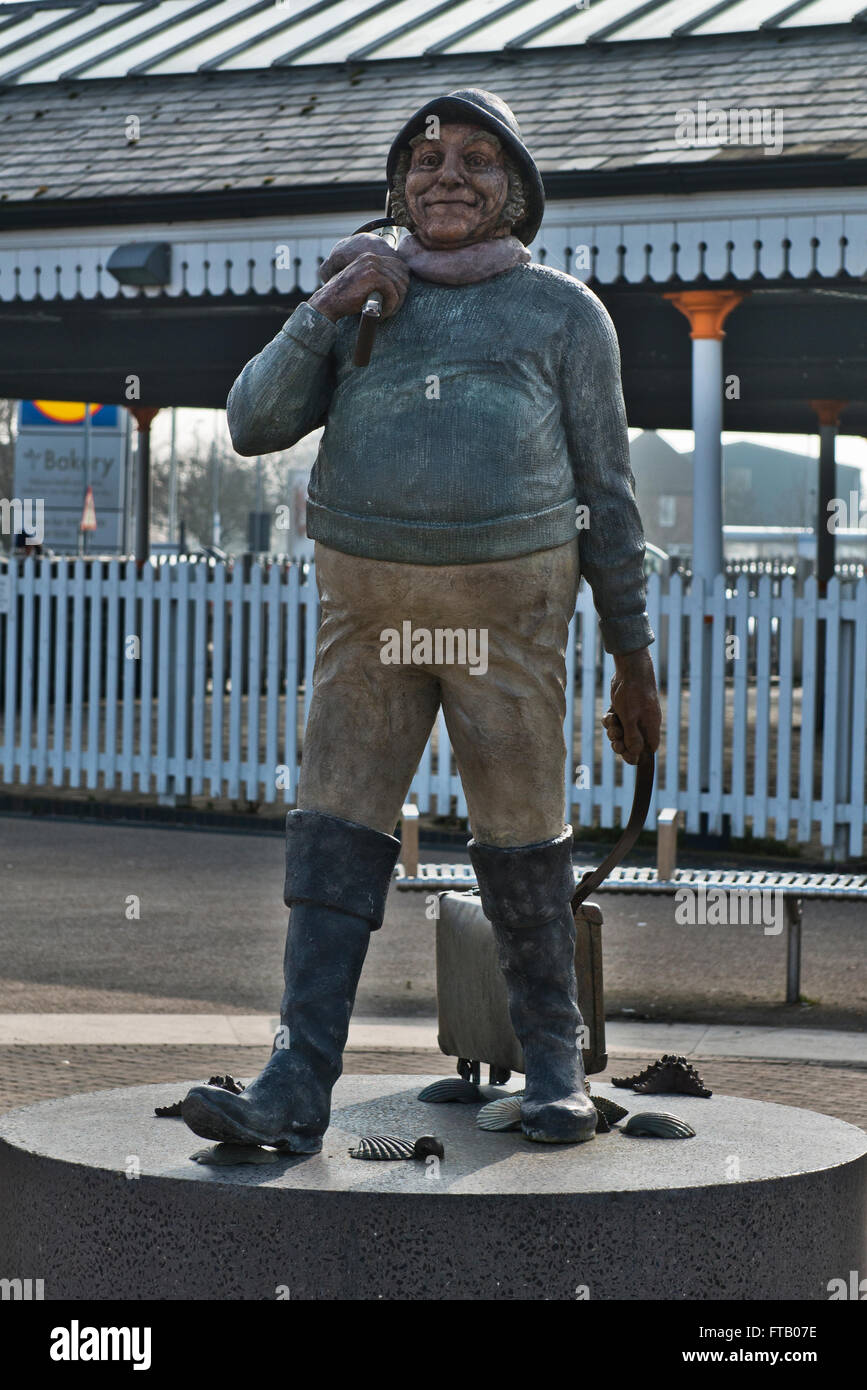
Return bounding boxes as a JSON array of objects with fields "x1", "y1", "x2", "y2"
[
  {"x1": 664, "y1": 290, "x2": 744, "y2": 808},
  {"x1": 691, "y1": 336, "x2": 724, "y2": 585}
]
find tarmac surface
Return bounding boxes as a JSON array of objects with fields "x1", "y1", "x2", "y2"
[
  {"x1": 2, "y1": 815, "x2": 864, "y2": 1026},
  {"x1": 0, "y1": 814, "x2": 864, "y2": 1128}
]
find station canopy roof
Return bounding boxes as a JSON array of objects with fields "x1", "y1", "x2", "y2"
[
  {"x1": 0, "y1": 0, "x2": 865, "y2": 81},
  {"x1": 0, "y1": 0, "x2": 864, "y2": 428},
  {"x1": 0, "y1": 0, "x2": 865, "y2": 217}
]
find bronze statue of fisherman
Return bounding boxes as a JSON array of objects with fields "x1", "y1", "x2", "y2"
[{"x1": 182, "y1": 90, "x2": 661, "y2": 1151}]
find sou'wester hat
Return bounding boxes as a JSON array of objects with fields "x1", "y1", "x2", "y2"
[{"x1": 386, "y1": 88, "x2": 544, "y2": 246}]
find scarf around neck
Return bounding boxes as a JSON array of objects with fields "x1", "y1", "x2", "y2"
[{"x1": 396, "y1": 233, "x2": 530, "y2": 285}]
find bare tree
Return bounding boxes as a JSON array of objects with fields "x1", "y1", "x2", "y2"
[{"x1": 150, "y1": 423, "x2": 318, "y2": 553}]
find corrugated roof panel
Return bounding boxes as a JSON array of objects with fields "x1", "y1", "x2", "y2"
[
  {"x1": 611, "y1": 0, "x2": 739, "y2": 42},
  {"x1": 212, "y1": 0, "x2": 372, "y2": 70},
  {"x1": 277, "y1": 0, "x2": 440, "y2": 66},
  {"x1": 781, "y1": 0, "x2": 866, "y2": 26},
  {"x1": 0, "y1": 2, "x2": 143, "y2": 82},
  {"x1": 191, "y1": 0, "x2": 387, "y2": 71},
  {"x1": 431, "y1": 0, "x2": 573, "y2": 56},
  {"x1": 351, "y1": 0, "x2": 483, "y2": 60},
  {"x1": 130, "y1": 0, "x2": 283, "y2": 76},
  {"x1": 0, "y1": 5, "x2": 76, "y2": 53},
  {"x1": 0, "y1": 0, "x2": 863, "y2": 83},
  {"x1": 333, "y1": 0, "x2": 476, "y2": 63},
  {"x1": 343, "y1": 0, "x2": 511, "y2": 60},
  {"x1": 10, "y1": 0, "x2": 209, "y2": 80},
  {"x1": 516, "y1": 0, "x2": 648, "y2": 48},
  {"x1": 691, "y1": 0, "x2": 794, "y2": 32},
  {"x1": 78, "y1": 0, "x2": 318, "y2": 78},
  {"x1": 155, "y1": 2, "x2": 310, "y2": 74},
  {"x1": 39, "y1": 4, "x2": 191, "y2": 82},
  {"x1": 208, "y1": 0, "x2": 419, "y2": 69}
]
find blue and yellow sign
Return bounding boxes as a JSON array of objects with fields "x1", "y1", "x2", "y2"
[
  {"x1": 15, "y1": 400, "x2": 127, "y2": 551},
  {"x1": 20, "y1": 401, "x2": 119, "y2": 429}
]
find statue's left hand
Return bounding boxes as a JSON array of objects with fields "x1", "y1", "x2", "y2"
[{"x1": 602, "y1": 646, "x2": 661, "y2": 765}]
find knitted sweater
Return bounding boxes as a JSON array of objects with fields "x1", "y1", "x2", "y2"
[{"x1": 226, "y1": 262, "x2": 653, "y2": 653}]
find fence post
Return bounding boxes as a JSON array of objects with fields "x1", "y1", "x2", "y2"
[
  {"x1": 156, "y1": 562, "x2": 191, "y2": 807},
  {"x1": 1, "y1": 559, "x2": 18, "y2": 784},
  {"x1": 656, "y1": 808, "x2": 678, "y2": 881},
  {"x1": 833, "y1": 581, "x2": 854, "y2": 861},
  {"x1": 849, "y1": 576, "x2": 867, "y2": 859},
  {"x1": 400, "y1": 803, "x2": 420, "y2": 877}
]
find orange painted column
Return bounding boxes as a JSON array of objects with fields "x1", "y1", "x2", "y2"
[
  {"x1": 664, "y1": 290, "x2": 744, "y2": 582},
  {"x1": 664, "y1": 291, "x2": 744, "y2": 812}
]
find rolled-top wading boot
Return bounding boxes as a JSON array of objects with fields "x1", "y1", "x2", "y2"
[
  {"x1": 468, "y1": 827, "x2": 597, "y2": 1144},
  {"x1": 181, "y1": 810, "x2": 400, "y2": 1153}
]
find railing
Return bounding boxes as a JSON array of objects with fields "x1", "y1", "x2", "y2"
[{"x1": 1, "y1": 557, "x2": 864, "y2": 855}]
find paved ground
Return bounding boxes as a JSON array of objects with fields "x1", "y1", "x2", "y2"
[
  {"x1": 1, "y1": 814, "x2": 864, "y2": 1132},
  {"x1": 2, "y1": 815, "x2": 865, "y2": 1027},
  {"x1": 1, "y1": 1045, "x2": 864, "y2": 1130},
  {"x1": 4, "y1": 1016, "x2": 864, "y2": 1060}
]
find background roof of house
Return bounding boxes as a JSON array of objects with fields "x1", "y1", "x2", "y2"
[
  {"x1": 1, "y1": 24, "x2": 865, "y2": 217},
  {"x1": 0, "y1": 0, "x2": 865, "y2": 82}
]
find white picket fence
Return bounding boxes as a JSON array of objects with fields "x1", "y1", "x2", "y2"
[{"x1": 1, "y1": 557, "x2": 865, "y2": 854}]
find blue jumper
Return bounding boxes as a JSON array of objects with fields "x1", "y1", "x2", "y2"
[{"x1": 227, "y1": 262, "x2": 653, "y2": 654}]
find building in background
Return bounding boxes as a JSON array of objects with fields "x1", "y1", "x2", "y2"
[{"x1": 631, "y1": 432, "x2": 865, "y2": 562}]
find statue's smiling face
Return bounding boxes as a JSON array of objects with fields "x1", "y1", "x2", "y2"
[{"x1": 404, "y1": 123, "x2": 510, "y2": 249}]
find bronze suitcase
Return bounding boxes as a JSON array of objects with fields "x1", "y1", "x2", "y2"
[{"x1": 435, "y1": 891, "x2": 607, "y2": 1080}]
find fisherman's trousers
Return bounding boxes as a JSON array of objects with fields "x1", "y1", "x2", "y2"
[{"x1": 297, "y1": 537, "x2": 580, "y2": 848}]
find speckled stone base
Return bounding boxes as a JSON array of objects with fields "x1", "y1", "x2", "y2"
[{"x1": 1, "y1": 1076, "x2": 864, "y2": 1300}]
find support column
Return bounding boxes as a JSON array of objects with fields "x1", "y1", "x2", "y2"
[
  {"x1": 809, "y1": 400, "x2": 847, "y2": 742},
  {"x1": 810, "y1": 400, "x2": 847, "y2": 590},
  {"x1": 664, "y1": 291, "x2": 744, "y2": 817},
  {"x1": 167, "y1": 407, "x2": 178, "y2": 549},
  {"x1": 127, "y1": 406, "x2": 161, "y2": 567},
  {"x1": 664, "y1": 291, "x2": 745, "y2": 584}
]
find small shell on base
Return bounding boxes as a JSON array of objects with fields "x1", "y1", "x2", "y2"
[
  {"x1": 623, "y1": 1111, "x2": 696, "y2": 1139},
  {"x1": 349, "y1": 1135, "x2": 416, "y2": 1161},
  {"x1": 418, "y1": 1078, "x2": 482, "y2": 1104},
  {"x1": 190, "y1": 1143, "x2": 279, "y2": 1166},
  {"x1": 412, "y1": 1135, "x2": 445, "y2": 1160},
  {"x1": 476, "y1": 1094, "x2": 523, "y2": 1132},
  {"x1": 478, "y1": 1092, "x2": 629, "y2": 1134},
  {"x1": 591, "y1": 1095, "x2": 629, "y2": 1126},
  {"x1": 349, "y1": 1134, "x2": 445, "y2": 1161}
]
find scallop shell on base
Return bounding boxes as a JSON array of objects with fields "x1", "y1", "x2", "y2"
[
  {"x1": 477, "y1": 1092, "x2": 630, "y2": 1134},
  {"x1": 349, "y1": 1135, "x2": 415, "y2": 1160},
  {"x1": 476, "y1": 1094, "x2": 523, "y2": 1132},
  {"x1": 623, "y1": 1111, "x2": 696, "y2": 1139},
  {"x1": 190, "y1": 1143, "x2": 279, "y2": 1166},
  {"x1": 349, "y1": 1135, "x2": 446, "y2": 1161},
  {"x1": 418, "y1": 1078, "x2": 483, "y2": 1104}
]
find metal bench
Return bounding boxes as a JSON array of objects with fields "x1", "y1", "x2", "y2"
[{"x1": 395, "y1": 860, "x2": 867, "y2": 1005}]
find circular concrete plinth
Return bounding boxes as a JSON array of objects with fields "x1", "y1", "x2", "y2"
[{"x1": 1, "y1": 1076, "x2": 864, "y2": 1300}]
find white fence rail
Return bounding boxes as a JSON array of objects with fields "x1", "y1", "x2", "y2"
[{"x1": 1, "y1": 557, "x2": 865, "y2": 854}]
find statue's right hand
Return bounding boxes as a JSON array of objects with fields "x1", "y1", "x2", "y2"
[
  {"x1": 318, "y1": 232, "x2": 402, "y2": 282},
  {"x1": 309, "y1": 252, "x2": 409, "y2": 324}
]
